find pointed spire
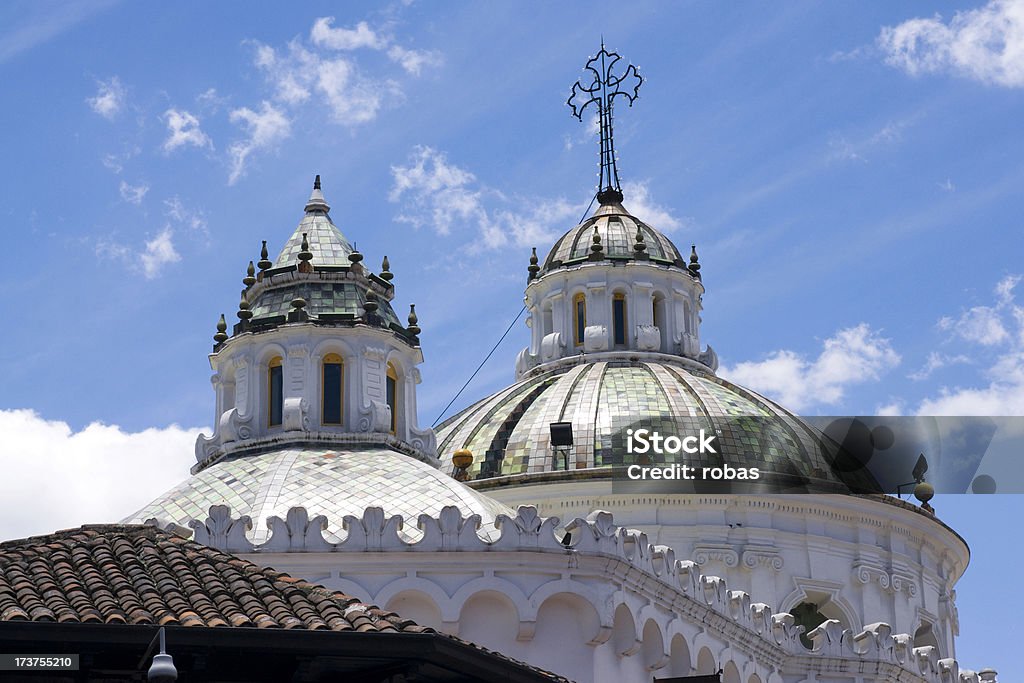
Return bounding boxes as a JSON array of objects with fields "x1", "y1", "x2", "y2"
[
  {"x1": 380, "y1": 255, "x2": 393, "y2": 281},
  {"x1": 588, "y1": 225, "x2": 604, "y2": 260},
  {"x1": 304, "y1": 174, "x2": 331, "y2": 213},
  {"x1": 243, "y1": 261, "x2": 256, "y2": 288},
  {"x1": 407, "y1": 304, "x2": 421, "y2": 336},
  {"x1": 213, "y1": 314, "x2": 229, "y2": 344},
  {"x1": 688, "y1": 244, "x2": 701, "y2": 278},
  {"x1": 527, "y1": 247, "x2": 540, "y2": 280}
]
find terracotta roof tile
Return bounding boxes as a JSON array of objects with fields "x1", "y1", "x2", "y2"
[{"x1": 0, "y1": 525, "x2": 425, "y2": 634}]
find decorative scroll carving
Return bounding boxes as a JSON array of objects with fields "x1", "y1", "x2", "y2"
[
  {"x1": 741, "y1": 547, "x2": 784, "y2": 571},
  {"x1": 264, "y1": 507, "x2": 332, "y2": 552},
  {"x1": 282, "y1": 397, "x2": 309, "y2": 432},
  {"x1": 583, "y1": 325, "x2": 608, "y2": 352},
  {"x1": 693, "y1": 544, "x2": 738, "y2": 568},
  {"x1": 540, "y1": 332, "x2": 564, "y2": 362},
  {"x1": 189, "y1": 505, "x2": 254, "y2": 553}
]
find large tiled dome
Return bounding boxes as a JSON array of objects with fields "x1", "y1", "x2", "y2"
[
  {"x1": 126, "y1": 446, "x2": 513, "y2": 543},
  {"x1": 437, "y1": 359, "x2": 864, "y2": 490}
]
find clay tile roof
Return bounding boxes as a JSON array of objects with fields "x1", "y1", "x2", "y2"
[
  {"x1": 0, "y1": 525, "x2": 418, "y2": 634},
  {"x1": 0, "y1": 524, "x2": 572, "y2": 682}
]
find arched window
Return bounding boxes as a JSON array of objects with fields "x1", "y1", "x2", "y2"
[
  {"x1": 791, "y1": 601, "x2": 829, "y2": 649},
  {"x1": 267, "y1": 356, "x2": 283, "y2": 427},
  {"x1": 322, "y1": 353, "x2": 344, "y2": 425},
  {"x1": 386, "y1": 362, "x2": 398, "y2": 434},
  {"x1": 573, "y1": 293, "x2": 586, "y2": 347},
  {"x1": 612, "y1": 292, "x2": 627, "y2": 347}
]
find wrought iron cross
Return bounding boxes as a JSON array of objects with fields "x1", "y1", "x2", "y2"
[{"x1": 568, "y1": 42, "x2": 643, "y2": 204}]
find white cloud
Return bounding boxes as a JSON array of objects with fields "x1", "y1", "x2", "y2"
[
  {"x1": 140, "y1": 228, "x2": 181, "y2": 279},
  {"x1": 938, "y1": 178, "x2": 956, "y2": 192},
  {"x1": 720, "y1": 324, "x2": 901, "y2": 412},
  {"x1": 118, "y1": 180, "x2": 149, "y2": 205},
  {"x1": 162, "y1": 108, "x2": 212, "y2": 152},
  {"x1": 310, "y1": 18, "x2": 384, "y2": 50},
  {"x1": 908, "y1": 351, "x2": 971, "y2": 381},
  {"x1": 878, "y1": 0, "x2": 1024, "y2": 87},
  {"x1": 912, "y1": 275, "x2": 1024, "y2": 415},
  {"x1": 317, "y1": 58, "x2": 390, "y2": 124},
  {"x1": 828, "y1": 121, "x2": 905, "y2": 163},
  {"x1": 227, "y1": 101, "x2": 291, "y2": 184},
  {"x1": 87, "y1": 76, "x2": 126, "y2": 119},
  {"x1": 389, "y1": 147, "x2": 681, "y2": 251},
  {"x1": 386, "y1": 45, "x2": 442, "y2": 76},
  {"x1": 390, "y1": 145, "x2": 590, "y2": 250},
  {"x1": 0, "y1": 409, "x2": 200, "y2": 540},
  {"x1": 164, "y1": 196, "x2": 208, "y2": 236},
  {"x1": 620, "y1": 180, "x2": 685, "y2": 231}
]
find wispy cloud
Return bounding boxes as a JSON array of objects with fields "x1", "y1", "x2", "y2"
[
  {"x1": 719, "y1": 324, "x2": 901, "y2": 412},
  {"x1": 908, "y1": 351, "x2": 971, "y2": 381},
  {"x1": 390, "y1": 145, "x2": 604, "y2": 251},
  {"x1": 878, "y1": 0, "x2": 1024, "y2": 87},
  {"x1": 162, "y1": 108, "x2": 212, "y2": 153},
  {"x1": 911, "y1": 276, "x2": 1024, "y2": 415},
  {"x1": 310, "y1": 16, "x2": 441, "y2": 75},
  {"x1": 0, "y1": 409, "x2": 201, "y2": 540},
  {"x1": 828, "y1": 121, "x2": 905, "y2": 163},
  {"x1": 139, "y1": 228, "x2": 181, "y2": 278},
  {"x1": 227, "y1": 101, "x2": 291, "y2": 185},
  {"x1": 164, "y1": 196, "x2": 208, "y2": 236},
  {"x1": 87, "y1": 76, "x2": 126, "y2": 119},
  {"x1": 118, "y1": 180, "x2": 149, "y2": 205},
  {"x1": 0, "y1": 0, "x2": 118, "y2": 65}
]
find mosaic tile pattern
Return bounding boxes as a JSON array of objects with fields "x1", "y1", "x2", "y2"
[
  {"x1": 436, "y1": 359, "x2": 854, "y2": 485},
  {"x1": 542, "y1": 206, "x2": 683, "y2": 272},
  {"x1": 274, "y1": 213, "x2": 354, "y2": 267},
  {"x1": 125, "y1": 446, "x2": 513, "y2": 543},
  {"x1": 250, "y1": 282, "x2": 400, "y2": 326}
]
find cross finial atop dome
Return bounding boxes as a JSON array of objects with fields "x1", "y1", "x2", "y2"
[
  {"x1": 304, "y1": 174, "x2": 331, "y2": 214},
  {"x1": 568, "y1": 43, "x2": 643, "y2": 206}
]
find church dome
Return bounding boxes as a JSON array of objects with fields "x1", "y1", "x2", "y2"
[
  {"x1": 539, "y1": 200, "x2": 687, "y2": 276},
  {"x1": 437, "y1": 359, "x2": 863, "y2": 490},
  {"x1": 126, "y1": 446, "x2": 513, "y2": 543}
]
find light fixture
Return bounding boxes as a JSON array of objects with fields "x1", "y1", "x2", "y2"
[{"x1": 142, "y1": 627, "x2": 177, "y2": 682}]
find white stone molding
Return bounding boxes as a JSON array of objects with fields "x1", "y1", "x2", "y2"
[{"x1": 740, "y1": 547, "x2": 784, "y2": 572}]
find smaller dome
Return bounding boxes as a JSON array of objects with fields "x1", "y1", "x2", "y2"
[
  {"x1": 541, "y1": 201, "x2": 685, "y2": 275},
  {"x1": 126, "y1": 446, "x2": 514, "y2": 543}
]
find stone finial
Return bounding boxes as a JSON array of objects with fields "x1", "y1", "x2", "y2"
[
  {"x1": 688, "y1": 244, "x2": 701, "y2": 277},
  {"x1": 380, "y1": 256, "x2": 393, "y2": 281},
  {"x1": 288, "y1": 295, "x2": 309, "y2": 323},
  {"x1": 348, "y1": 243, "x2": 364, "y2": 265},
  {"x1": 257, "y1": 240, "x2": 272, "y2": 273},
  {"x1": 298, "y1": 232, "x2": 313, "y2": 273},
  {"x1": 588, "y1": 226, "x2": 604, "y2": 261},
  {"x1": 237, "y1": 297, "x2": 253, "y2": 321},
  {"x1": 243, "y1": 260, "x2": 256, "y2": 287},
  {"x1": 314, "y1": 174, "x2": 321, "y2": 190},
  {"x1": 213, "y1": 313, "x2": 229, "y2": 344},
  {"x1": 452, "y1": 447, "x2": 473, "y2": 482},
  {"x1": 527, "y1": 247, "x2": 540, "y2": 280},
  {"x1": 362, "y1": 289, "x2": 379, "y2": 314},
  {"x1": 407, "y1": 304, "x2": 421, "y2": 336},
  {"x1": 304, "y1": 175, "x2": 331, "y2": 213},
  {"x1": 634, "y1": 226, "x2": 646, "y2": 253}
]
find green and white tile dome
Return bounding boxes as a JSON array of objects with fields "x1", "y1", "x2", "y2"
[{"x1": 436, "y1": 359, "x2": 846, "y2": 485}]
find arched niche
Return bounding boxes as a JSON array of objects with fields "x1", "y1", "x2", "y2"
[
  {"x1": 667, "y1": 634, "x2": 691, "y2": 677},
  {"x1": 696, "y1": 646, "x2": 716, "y2": 675},
  {"x1": 612, "y1": 603, "x2": 638, "y2": 656},
  {"x1": 532, "y1": 593, "x2": 600, "y2": 682},
  {"x1": 640, "y1": 619, "x2": 665, "y2": 671},
  {"x1": 384, "y1": 590, "x2": 441, "y2": 630},
  {"x1": 457, "y1": 591, "x2": 519, "y2": 652}
]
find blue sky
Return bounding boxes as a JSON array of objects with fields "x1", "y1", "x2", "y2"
[{"x1": 1, "y1": 0, "x2": 1022, "y2": 675}]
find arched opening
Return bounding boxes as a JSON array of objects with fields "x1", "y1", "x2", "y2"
[
  {"x1": 667, "y1": 634, "x2": 691, "y2": 677},
  {"x1": 652, "y1": 294, "x2": 669, "y2": 353},
  {"x1": 695, "y1": 646, "x2": 716, "y2": 675},
  {"x1": 640, "y1": 619, "x2": 664, "y2": 671},
  {"x1": 267, "y1": 356, "x2": 283, "y2": 427},
  {"x1": 322, "y1": 353, "x2": 344, "y2": 426},
  {"x1": 723, "y1": 661, "x2": 741, "y2": 683},
  {"x1": 611, "y1": 603, "x2": 637, "y2": 656},
  {"x1": 748, "y1": 674, "x2": 763, "y2": 683},
  {"x1": 534, "y1": 593, "x2": 599, "y2": 682},
  {"x1": 791, "y1": 601, "x2": 829, "y2": 649},
  {"x1": 612, "y1": 292, "x2": 627, "y2": 348},
  {"x1": 385, "y1": 591, "x2": 441, "y2": 630},
  {"x1": 913, "y1": 621, "x2": 940, "y2": 652},
  {"x1": 459, "y1": 591, "x2": 519, "y2": 653},
  {"x1": 386, "y1": 362, "x2": 398, "y2": 434},
  {"x1": 573, "y1": 292, "x2": 586, "y2": 347}
]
